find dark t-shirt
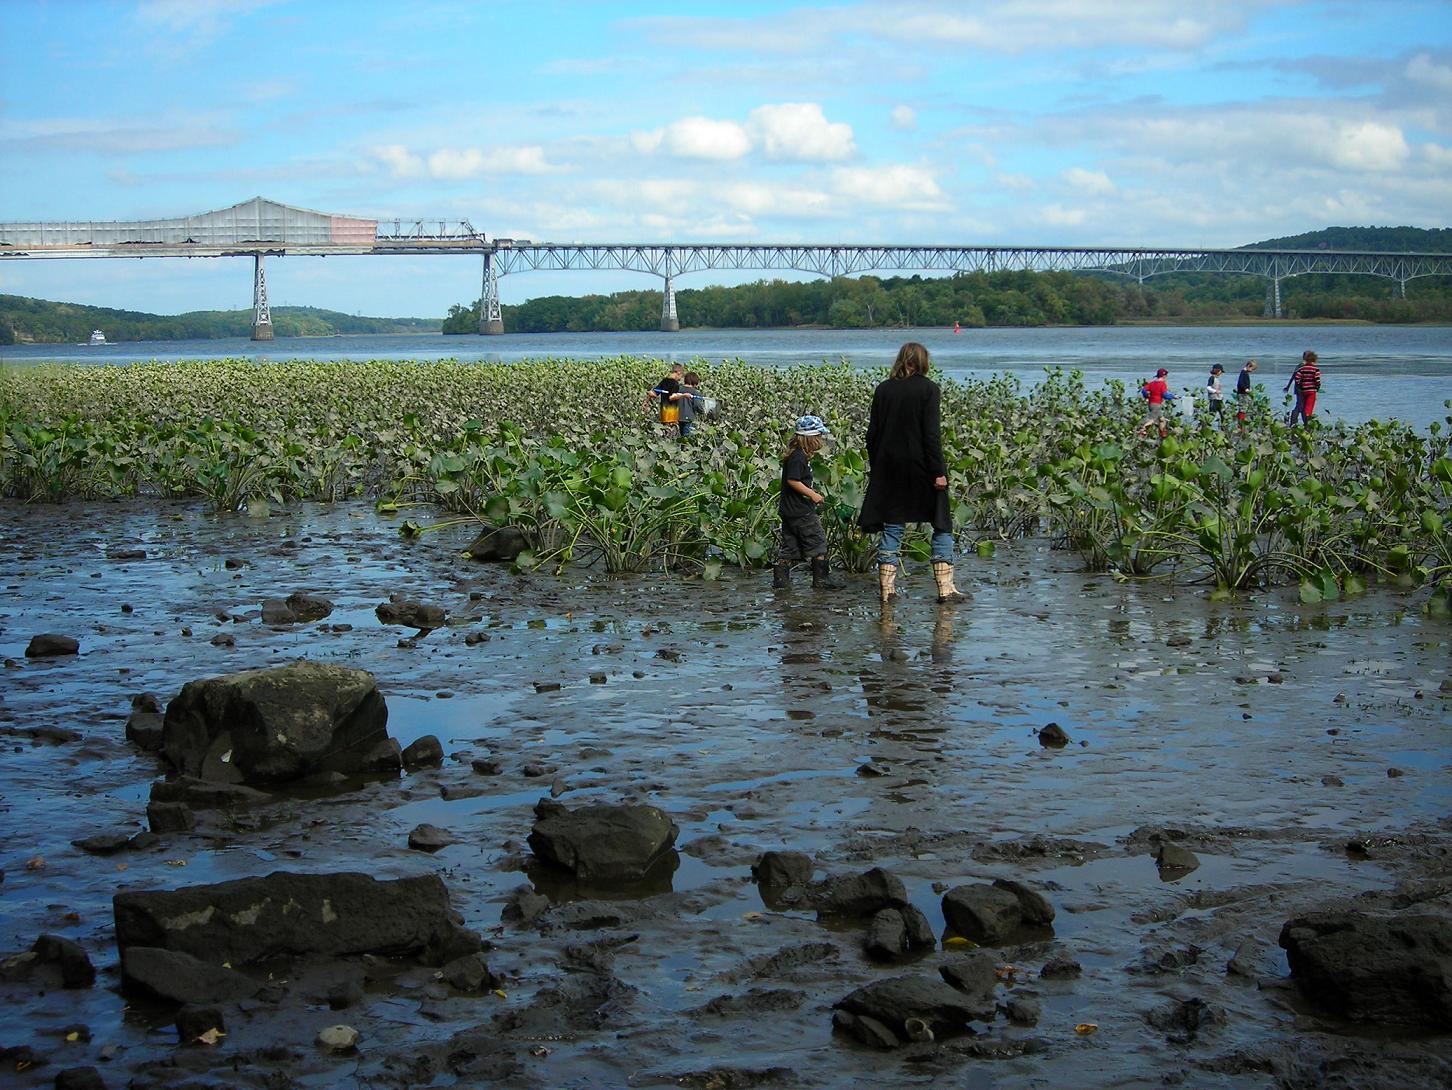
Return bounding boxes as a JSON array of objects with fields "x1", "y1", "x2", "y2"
[
  {"x1": 654, "y1": 375, "x2": 681, "y2": 420},
  {"x1": 1236, "y1": 368, "x2": 1253, "y2": 395},
  {"x1": 780, "y1": 449, "x2": 816, "y2": 518}
]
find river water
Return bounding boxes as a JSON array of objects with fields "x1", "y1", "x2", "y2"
[{"x1": 3, "y1": 324, "x2": 1449, "y2": 430}]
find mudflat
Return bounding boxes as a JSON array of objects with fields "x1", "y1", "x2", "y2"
[{"x1": 2, "y1": 499, "x2": 1448, "y2": 1089}]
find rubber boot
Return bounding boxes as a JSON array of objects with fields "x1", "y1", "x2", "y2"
[
  {"x1": 932, "y1": 560, "x2": 967, "y2": 603},
  {"x1": 877, "y1": 563, "x2": 898, "y2": 603},
  {"x1": 811, "y1": 556, "x2": 844, "y2": 590},
  {"x1": 772, "y1": 562, "x2": 792, "y2": 590}
]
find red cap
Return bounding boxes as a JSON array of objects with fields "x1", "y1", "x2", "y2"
[{"x1": 1155, "y1": 368, "x2": 1168, "y2": 377}]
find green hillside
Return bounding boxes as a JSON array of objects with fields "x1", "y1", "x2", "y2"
[
  {"x1": 1243, "y1": 226, "x2": 1452, "y2": 252},
  {"x1": 0, "y1": 296, "x2": 439, "y2": 345}
]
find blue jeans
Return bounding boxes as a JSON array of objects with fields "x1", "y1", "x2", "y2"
[{"x1": 878, "y1": 523, "x2": 954, "y2": 567}]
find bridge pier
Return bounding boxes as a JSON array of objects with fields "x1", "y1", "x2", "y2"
[
  {"x1": 1263, "y1": 276, "x2": 1282, "y2": 319},
  {"x1": 660, "y1": 274, "x2": 679, "y2": 332},
  {"x1": 251, "y1": 254, "x2": 274, "y2": 341},
  {"x1": 479, "y1": 252, "x2": 503, "y2": 335}
]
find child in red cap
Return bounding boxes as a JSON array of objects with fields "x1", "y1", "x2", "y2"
[{"x1": 1135, "y1": 368, "x2": 1175, "y2": 438}]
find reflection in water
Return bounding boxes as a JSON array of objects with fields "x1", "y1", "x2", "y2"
[
  {"x1": 524, "y1": 852, "x2": 680, "y2": 903},
  {"x1": 777, "y1": 605, "x2": 832, "y2": 719},
  {"x1": 858, "y1": 603, "x2": 960, "y2": 758}
]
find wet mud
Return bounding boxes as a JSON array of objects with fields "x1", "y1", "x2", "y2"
[{"x1": 1, "y1": 499, "x2": 1449, "y2": 1089}]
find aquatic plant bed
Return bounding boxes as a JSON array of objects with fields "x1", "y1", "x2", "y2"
[
  {"x1": 1, "y1": 499, "x2": 1449, "y2": 1089},
  {"x1": 3, "y1": 358, "x2": 1448, "y2": 606}
]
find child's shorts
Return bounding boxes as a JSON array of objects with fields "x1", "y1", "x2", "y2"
[{"x1": 778, "y1": 513, "x2": 827, "y2": 561}]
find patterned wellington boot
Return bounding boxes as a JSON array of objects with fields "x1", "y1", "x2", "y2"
[
  {"x1": 877, "y1": 563, "x2": 898, "y2": 603},
  {"x1": 811, "y1": 557, "x2": 844, "y2": 589},
  {"x1": 932, "y1": 561, "x2": 967, "y2": 603}
]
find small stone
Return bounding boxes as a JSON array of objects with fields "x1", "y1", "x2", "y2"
[
  {"x1": 1156, "y1": 842, "x2": 1200, "y2": 877},
  {"x1": 471, "y1": 758, "x2": 502, "y2": 776},
  {"x1": 856, "y1": 762, "x2": 888, "y2": 777},
  {"x1": 1333, "y1": 692, "x2": 1348, "y2": 704},
  {"x1": 1166, "y1": 635, "x2": 1191, "y2": 648},
  {"x1": 209, "y1": 633, "x2": 235, "y2": 648},
  {"x1": 408, "y1": 824, "x2": 454, "y2": 852},
  {"x1": 1040, "y1": 953, "x2": 1082, "y2": 979},
  {"x1": 401, "y1": 735, "x2": 444, "y2": 768},
  {"x1": 1267, "y1": 673, "x2": 1285, "y2": 684},
  {"x1": 1387, "y1": 767, "x2": 1405, "y2": 778},
  {"x1": 589, "y1": 672, "x2": 607, "y2": 684},
  {"x1": 25, "y1": 634, "x2": 79, "y2": 658},
  {"x1": 1038, "y1": 722, "x2": 1070, "y2": 747},
  {"x1": 224, "y1": 558, "x2": 246, "y2": 569},
  {"x1": 260, "y1": 599, "x2": 298, "y2": 625},
  {"x1": 316, "y1": 1025, "x2": 359, "y2": 1053},
  {"x1": 521, "y1": 763, "x2": 549, "y2": 778},
  {"x1": 533, "y1": 681, "x2": 561, "y2": 693},
  {"x1": 1004, "y1": 997, "x2": 1041, "y2": 1025}
]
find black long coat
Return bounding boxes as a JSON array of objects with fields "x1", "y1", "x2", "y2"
[{"x1": 857, "y1": 373, "x2": 952, "y2": 533}]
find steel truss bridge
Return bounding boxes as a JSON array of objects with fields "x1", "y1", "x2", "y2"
[{"x1": 3, "y1": 198, "x2": 1449, "y2": 337}]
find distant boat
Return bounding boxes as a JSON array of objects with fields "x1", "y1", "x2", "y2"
[{"x1": 86, "y1": 330, "x2": 107, "y2": 345}]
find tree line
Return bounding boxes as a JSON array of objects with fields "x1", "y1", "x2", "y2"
[
  {"x1": 0, "y1": 296, "x2": 438, "y2": 345},
  {"x1": 442, "y1": 267, "x2": 1452, "y2": 335}
]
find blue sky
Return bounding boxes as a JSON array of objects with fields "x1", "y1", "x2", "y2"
[{"x1": 2, "y1": 0, "x2": 1449, "y2": 317}]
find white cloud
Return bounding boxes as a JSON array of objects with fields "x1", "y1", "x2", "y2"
[
  {"x1": 630, "y1": 129, "x2": 665, "y2": 155},
  {"x1": 830, "y1": 164, "x2": 951, "y2": 211},
  {"x1": 371, "y1": 144, "x2": 423, "y2": 178},
  {"x1": 720, "y1": 182, "x2": 835, "y2": 216},
  {"x1": 660, "y1": 116, "x2": 753, "y2": 160},
  {"x1": 1063, "y1": 166, "x2": 1115, "y2": 194},
  {"x1": 430, "y1": 146, "x2": 560, "y2": 179},
  {"x1": 1325, "y1": 121, "x2": 1410, "y2": 172},
  {"x1": 1423, "y1": 143, "x2": 1452, "y2": 167},
  {"x1": 1406, "y1": 52, "x2": 1452, "y2": 92},
  {"x1": 632, "y1": 103, "x2": 853, "y2": 162},
  {"x1": 747, "y1": 103, "x2": 856, "y2": 161},
  {"x1": 1039, "y1": 204, "x2": 1087, "y2": 226},
  {"x1": 891, "y1": 105, "x2": 918, "y2": 132}
]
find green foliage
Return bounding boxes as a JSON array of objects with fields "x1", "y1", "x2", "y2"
[
  {"x1": 1, "y1": 357, "x2": 1448, "y2": 606},
  {"x1": 0, "y1": 294, "x2": 439, "y2": 344}
]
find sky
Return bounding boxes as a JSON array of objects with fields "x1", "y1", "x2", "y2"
[{"x1": 1, "y1": 0, "x2": 1450, "y2": 318}]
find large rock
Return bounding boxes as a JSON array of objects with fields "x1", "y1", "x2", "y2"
[
  {"x1": 528, "y1": 799, "x2": 679, "y2": 881},
  {"x1": 942, "y1": 879, "x2": 1056, "y2": 946},
  {"x1": 1279, "y1": 911, "x2": 1452, "y2": 1027},
  {"x1": 833, "y1": 974, "x2": 995, "y2": 1048},
  {"x1": 0, "y1": 934, "x2": 95, "y2": 989},
  {"x1": 25, "y1": 633, "x2": 79, "y2": 657},
  {"x1": 813, "y1": 867, "x2": 908, "y2": 918},
  {"x1": 121, "y1": 946, "x2": 262, "y2": 1004},
  {"x1": 113, "y1": 870, "x2": 479, "y2": 967},
  {"x1": 376, "y1": 595, "x2": 447, "y2": 630},
  {"x1": 467, "y1": 525, "x2": 529, "y2": 562},
  {"x1": 161, "y1": 660, "x2": 400, "y2": 785}
]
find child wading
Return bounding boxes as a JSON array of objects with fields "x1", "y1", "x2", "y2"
[
  {"x1": 1134, "y1": 368, "x2": 1176, "y2": 438},
  {"x1": 1285, "y1": 350, "x2": 1321, "y2": 426},
  {"x1": 773, "y1": 416, "x2": 844, "y2": 591},
  {"x1": 1205, "y1": 363, "x2": 1226, "y2": 421}
]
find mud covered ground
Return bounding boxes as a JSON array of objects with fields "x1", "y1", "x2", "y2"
[{"x1": 1, "y1": 499, "x2": 1449, "y2": 1089}]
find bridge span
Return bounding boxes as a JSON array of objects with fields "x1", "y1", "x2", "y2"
[{"x1": 3, "y1": 197, "x2": 1449, "y2": 338}]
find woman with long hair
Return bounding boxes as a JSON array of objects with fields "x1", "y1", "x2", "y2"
[{"x1": 857, "y1": 342, "x2": 965, "y2": 604}]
